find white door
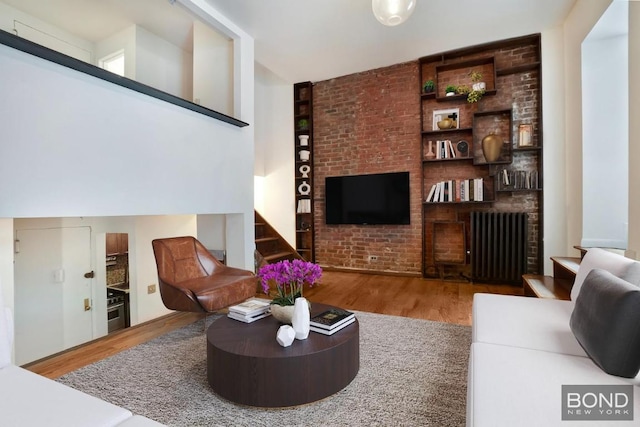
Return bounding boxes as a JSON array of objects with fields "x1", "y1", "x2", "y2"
[{"x1": 14, "y1": 227, "x2": 92, "y2": 365}]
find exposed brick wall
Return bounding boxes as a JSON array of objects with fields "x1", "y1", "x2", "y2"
[
  {"x1": 312, "y1": 36, "x2": 542, "y2": 279},
  {"x1": 313, "y1": 62, "x2": 422, "y2": 274}
]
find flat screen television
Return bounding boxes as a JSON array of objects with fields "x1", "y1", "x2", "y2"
[{"x1": 325, "y1": 172, "x2": 410, "y2": 225}]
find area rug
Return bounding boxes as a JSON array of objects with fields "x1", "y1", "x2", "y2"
[{"x1": 58, "y1": 312, "x2": 471, "y2": 427}]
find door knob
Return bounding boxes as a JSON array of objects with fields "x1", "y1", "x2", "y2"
[{"x1": 84, "y1": 271, "x2": 95, "y2": 278}]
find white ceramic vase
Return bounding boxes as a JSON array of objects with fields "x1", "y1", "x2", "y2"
[
  {"x1": 292, "y1": 297, "x2": 310, "y2": 340},
  {"x1": 298, "y1": 135, "x2": 309, "y2": 146}
]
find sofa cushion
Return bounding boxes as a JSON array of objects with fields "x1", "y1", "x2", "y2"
[
  {"x1": 570, "y1": 268, "x2": 640, "y2": 378},
  {"x1": 571, "y1": 247, "x2": 636, "y2": 301},
  {"x1": 472, "y1": 293, "x2": 585, "y2": 356},
  {"x1": 467, "y1": 342, "x2": 640, "y2": 427},
  {"x1": 0, "y1": 364, "x2": 133, "y2": 426}
]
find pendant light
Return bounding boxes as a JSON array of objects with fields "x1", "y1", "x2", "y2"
[{"x1": 372, "y1": 0, "x2": 416, "y2": 26}]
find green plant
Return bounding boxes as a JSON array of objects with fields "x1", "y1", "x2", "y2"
[
  {"x1": 297, "y1": 119, "x2": 309, "y2": 130},
  {"x1": 470, "y1": 70, "x2": 483, "y2": 83},
  {"x1": 467, "y1": 88, "x2": 486, "y2": 103},
  {"x1": 445, "y1": 85, "x2": 457, "y2": 94},
  {"x1": 456, "y1": 84, "x2": 470, "y2": 95},
  {"x1": 423, "y1": 79, "x2": 435, "y2": 93}
]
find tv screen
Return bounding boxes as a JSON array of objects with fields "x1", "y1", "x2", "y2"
[{"x1": 325, "y1": 172, "x2": 410, "y2": 225}]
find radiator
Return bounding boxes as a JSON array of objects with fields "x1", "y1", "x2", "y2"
[{"x1": 471, "y1": 212, "x2": 528, "y2": 284}]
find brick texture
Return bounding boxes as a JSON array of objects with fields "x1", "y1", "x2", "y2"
[{"x1": 311, "y1": 36, "x2": 542, "y2": 278}]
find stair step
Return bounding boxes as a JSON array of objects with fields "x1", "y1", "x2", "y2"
[
  {"x1": 263, "y1": 251, "x2": 296, "y2": 262},
  {"x1": 255, "y1": 237, "x2": 279, "y2": 244},
  {"x1": 551, "y1": 256, "x2": 580, "y2": 280},
  {"x1": 523, "y1": 274, "x2": 572, "y2": 300}
]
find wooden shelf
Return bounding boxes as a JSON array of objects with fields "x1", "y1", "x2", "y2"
[
  {"x1": 294, "y1": 81, "x2": 315, "y2": 262},
  {"x1": 422, "y1": 127, "x2": 472, "y2": 136},
  {"x1": 435, "y1": 89, "x2": 496, "y2": 102},
  {"x1": 496, "y1": 62, "x2": 541, "y2": 77}
]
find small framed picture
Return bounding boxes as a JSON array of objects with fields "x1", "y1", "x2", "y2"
[
  {"x1": 518, "y1": 124, "x2": 533, "y2": 147},
  {"x1": 433, "y1": 108, "x2": 460, "y2": 131}
]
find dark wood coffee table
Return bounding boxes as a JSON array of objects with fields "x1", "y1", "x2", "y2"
[{"x1": 206, "y1": 303, "x2": 359, "y2": 407}]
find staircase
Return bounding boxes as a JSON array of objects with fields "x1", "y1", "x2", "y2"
[
  {"x1": 254, "y1": 211, "x2": 303, "y2": 265},
  {"x1": 522, "y1": 254, "x2": 582, "y2": 300}
]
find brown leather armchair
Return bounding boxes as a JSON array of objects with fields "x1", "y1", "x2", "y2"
[{"x1": 152, "y1": 236, "x2": 257, "y2": 313}]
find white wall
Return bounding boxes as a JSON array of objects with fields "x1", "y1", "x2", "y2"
[
  {"x1": 193, "y1": 20, "x2": 233, "y2": 114},
  {"x1": 136, "y1": 25, "x2": 193, "y2": 100},
  {"x1": 562, "y1": 0, "x2": 614, "y2": 256},
  {"x1": 582, "y1": 33, "x2": 628, "y2": 248},
  {"x1": 95, "y1": 25, "x2": 137, "y2": 79},
  {"x1": 254, "y1": 63, "x2": 295, "y2": 246}
]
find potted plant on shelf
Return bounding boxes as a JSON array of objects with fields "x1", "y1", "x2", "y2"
[
  {"x1": 467, "y1": 71, "x2": 486, "y2": 103},
  {"x1": 258, "y1": 259, "x2": 322, "y2": 324},
  {"x1": 423, "y1": 79, "x2": 435, "y2": 93},
  {"x1": 297, "y1": 119, "x2": 309, "y2": 130},
  {"x1": 445, "y1": 85, "x2": 457, "y2": 96},
  {"x1": 456, "y1": 84, "x2": 470, "y2": 95}
]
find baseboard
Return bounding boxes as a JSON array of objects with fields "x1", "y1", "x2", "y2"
[{"x1": 320, "y1": 265, "x2": 422, "y2": 278}]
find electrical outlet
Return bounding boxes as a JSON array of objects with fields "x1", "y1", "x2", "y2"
[
  {"x1": 147, "y1": 284, "x2": 157, "y2": 294},
  {"x1": 368, "y1": 255, "x2": 378, "y2": 262}
]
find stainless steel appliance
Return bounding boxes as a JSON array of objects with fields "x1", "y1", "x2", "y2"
[{"x1": 107, "y1": 289, "x2": 126, "y2": 333}]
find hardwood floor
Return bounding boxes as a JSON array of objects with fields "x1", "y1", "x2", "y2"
[{"x1": 25, "y1": 270, "x2": 522, "y2": 380}]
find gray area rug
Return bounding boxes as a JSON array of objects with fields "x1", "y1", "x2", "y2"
[{"x1": 58, "y1": 312, "x2": 471, "y2": 427}]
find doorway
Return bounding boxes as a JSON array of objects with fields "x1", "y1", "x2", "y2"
[{"x1": 14, "y1": 226, "x2": 92, "y2": 365}]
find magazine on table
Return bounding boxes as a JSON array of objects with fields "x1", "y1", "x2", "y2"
[
  {"x1": 228, "y1": 298, "x2": 271, "y2": 317},
  {"x1": 310, "y1": 317, "x2": 356, "y2": 335}
]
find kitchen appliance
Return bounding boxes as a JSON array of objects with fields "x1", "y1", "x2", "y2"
[{"x1": 107, "y1": 289, "x2": 126, "y2": 333}]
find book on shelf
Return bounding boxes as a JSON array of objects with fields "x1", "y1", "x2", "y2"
[
  {"x1": 310, "y1": 308, "x2": 355, "y2": 330},
  {"x1": 228, "y1": 298, "x2": 271, "y2": 317},
  {"x1": 310, "y1": 317, "x2": 356, "y2": 335},
  {"x1": 426, "y1": 184, "x2": 437, "y2": 203},
  {"x1": 227, "y1": 311, "x2": 271, "y2": 323}
]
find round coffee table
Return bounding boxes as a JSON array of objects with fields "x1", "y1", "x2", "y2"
[{"x1": 206, "y1": 303, "x2": 359, "y2": 407}]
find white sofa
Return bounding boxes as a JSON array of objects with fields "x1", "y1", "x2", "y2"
[
  {"x1": 0, "y1": 283, "x2": 164, "y2": 427},
  {"x1": 467, "y1": 248, "x2": 640, "y2": 426}
]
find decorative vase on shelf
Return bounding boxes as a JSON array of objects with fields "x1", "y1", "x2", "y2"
[
  {"x1": 482, "y1": 133, "x2": 502, "y2": 163},
  {"x1": 299, "y1": 150, "x2": 310, "y2": 161},
  {"x1": 292, "y1": 297, "x2": 310, "y2": 340},
  {"x1": 270, "y1": 304, "x2": 296, "y2": 324},
  {"x1": 298, "y1": 135, "x2": 309, "y2": 146},
  {"x1": 426, "y1": 140, "x2": 436, "y2": 160}
]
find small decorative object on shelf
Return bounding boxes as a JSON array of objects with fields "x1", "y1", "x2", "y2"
[
  {"x1": 299, "y1": 149, "x2": 310, "y2": 161},
  {"x1": 482, "y1": 133, "x2": 502, "y2": 162},
  {"x1": 433, "y1": 108, "x2": 460, "y2": 130},
  {"x1": 423, "y1": 79, "x2": 435, "y2": 93},
  {"x1": 467, "y1": 70, "x2": 486, "y2": 103},
  {"x1": 297, "y1": 119, "x2": 309, "y2": 131},
  {"x1": 445, "y1": 85, "x2": 457, "y2": 96},
  {"x1": 457, "y1": 140, "x2": 469, "y2": 155},
  {"x1": 299, "y1": 164, "x2": 310, "y2": 178},
  {"x1": 518, "y1": 124, "x2": 533, "y2": 147},
  {"x1": 298, "y1": 181, "x2": 311, "y2": 195},
  {"x1": 258, "y1": 259, "x2": 322, "y2": 324},
  {"x1": 298, "y1": 134, "x2": 309, "y2": 146},
  {"x1": 426, "y1": 140, "x2": 436, "y2": 159}
]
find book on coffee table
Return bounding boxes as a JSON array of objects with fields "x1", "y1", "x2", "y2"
[
  {"x1": 227, "y1": 310, "x2": 271, "y2": 323},
  {"x1": 228, "y1": 298, "x2": 271, "y2": 317},
  {"x1": 310, "y1": 317, "x2": 356, "y2": 335},
  {"x1": 310, "y1": 308, "x2": 355, "y2": 330}
]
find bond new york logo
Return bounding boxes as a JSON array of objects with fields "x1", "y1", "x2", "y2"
[{"x1": 562, "y1": 385, "x2": 634, "y2": 421}]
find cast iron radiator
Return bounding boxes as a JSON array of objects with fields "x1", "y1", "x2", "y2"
[{"x1": 470, "y1": 212, "x2": 528, "y2": 284}]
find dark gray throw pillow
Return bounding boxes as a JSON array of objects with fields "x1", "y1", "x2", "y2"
[{"x1": 570, "y1": 268, "x2": 640, "y2": 378}]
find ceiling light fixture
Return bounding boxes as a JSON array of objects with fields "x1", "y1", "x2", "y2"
[{"x1": 372, "y1": 0, "x2": 416, "y2": 27}]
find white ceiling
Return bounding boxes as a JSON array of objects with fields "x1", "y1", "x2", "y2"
[{"x1": 3, "y1": 0, "x2": 578, "y2": 83}]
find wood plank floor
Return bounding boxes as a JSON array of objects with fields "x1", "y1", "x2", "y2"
[{"x1": 25, "y1": 270, "x2": 522, "y2": 380}]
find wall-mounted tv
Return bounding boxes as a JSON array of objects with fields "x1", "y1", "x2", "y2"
[{"x1": 325, "y1": 172, "x2": 410, "y2": 225}]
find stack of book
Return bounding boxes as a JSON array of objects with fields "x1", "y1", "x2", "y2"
[
  {"x1": 227, "y1": 298, "x2": 271, "y2": 323},
  {"x1": 309, "y1": 308, "x2": 356, "y2": 335},
  {"x1": 425, "y1": 178, "x2": 484, "y2": 203}
]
